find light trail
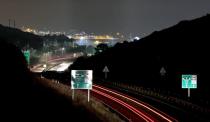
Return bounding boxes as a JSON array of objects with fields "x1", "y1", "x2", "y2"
[
  {"x1": 47, "y1": 57, "x2": 73, "y2": 63},
  {"x1": 93, "y1": 85, "x2": 178, "y2": 122},
  {"x1": 92, "y1": 89, "x2": 154, "y2": 122},
  {"x1": 49, "y1": 62, "x2": 72, "y2": 71}
]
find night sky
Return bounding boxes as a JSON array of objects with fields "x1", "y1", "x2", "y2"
[{"x1": 1, "y1": 0, "x2": 210, "y2": 36}]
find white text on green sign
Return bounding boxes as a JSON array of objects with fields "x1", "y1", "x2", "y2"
[
  {"x1": 71, "y1": 70, "x2": 92, "y2": 89},
  {"x1": 182, "y1": 75, "x2": 197, "y2": 89},
  {"x1": 23, "y1": 50, "x2": 30, "y2": 65}
]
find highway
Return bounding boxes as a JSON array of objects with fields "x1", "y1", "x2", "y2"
[
  {"x1": 91, "y1": 85, "x2": 178, "y2": 122},
  {"x1": 31, "y1": 62, "x2": 72, "y2": 72},
  {"x1": 34, "y1": 69, "x2": 178, "y2": 121},
  {"x1": 31, "y1": 55, "x2": 178, "y2": 122},
  {"x1": 30, "y1": 53, "x2": 78, "y2": 72}
]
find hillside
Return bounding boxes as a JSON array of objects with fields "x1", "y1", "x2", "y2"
[
  {"x1": 42, "y1": 34, "x2": 73, "y2": 43},
  {"x1": 70, "y1": 14, "x2": 210, "y2": 104},
  {"x1": 0, "y1": 41, "x2": 102, "y2": 121},
  {"x1": 0, "y1": 25, "x2": 43, "y2": 49}
]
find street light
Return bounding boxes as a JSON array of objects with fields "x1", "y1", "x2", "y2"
[
  {"x1": 62, "y1": 47, "x2": 65, "y2": 55},
  {"x1": 44, "y1": 52, "x2": 50, "y2": 69}
]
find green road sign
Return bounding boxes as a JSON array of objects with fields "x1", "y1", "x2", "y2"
[
  {"x1": 71, "y1": 70, "x2": 92, "y2": 89},
  {"x1": 182, "y1": 75, "x2": 197, "y2": 89},
  {"x1": 23, "y1": 50, "x2": 30, "y2": 65}
]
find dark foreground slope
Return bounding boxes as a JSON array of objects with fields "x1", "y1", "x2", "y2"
[
  {"x1": 0, "y1": 41, "x2": 100, "y2": 121},
  {"x1": 70, "y1": 14, "x2": 210, "y2": 107}
]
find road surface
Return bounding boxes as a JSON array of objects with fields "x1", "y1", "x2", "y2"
[
  {"x1": 91, "y1": 84, "x2": 178, "y2": 122},
  {"x1": 35, "y1": 72, "x2": 178, "y2": 122},
  {"x1": 31, "y1": 55, "x2": 75, "y2": 72}
]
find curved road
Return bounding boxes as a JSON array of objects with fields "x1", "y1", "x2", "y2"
[
  {"x1": 31, "y1": 55, "x2": 178, "y2": 122},
  {"x1": 91, "y1": 84, "x2": 178, "y2": 122}
]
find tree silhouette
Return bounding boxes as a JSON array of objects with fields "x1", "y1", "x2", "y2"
[{"x1": 95, "y1": 43, "x2": 109, "y2": 54}]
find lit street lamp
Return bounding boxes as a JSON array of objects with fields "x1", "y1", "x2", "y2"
[{"x1": 62, "y1": 47, "x2": 65, "y2": 55}]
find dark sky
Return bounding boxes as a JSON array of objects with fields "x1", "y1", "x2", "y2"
[{"x1": 1, "y1": 0, "x2": 210, "y2": 36}]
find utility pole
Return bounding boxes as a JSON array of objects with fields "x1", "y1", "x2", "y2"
[
  {"x1": 8, "y1": 19, "x2": 10, "y2": 27},
  {"x1": 8, "y1": 19, "x2": 16, "y2": 28},
  {"x1": 129, "y1": 33, "x2": 132, "y2": 42},
  {"x1": 14, "y1": 20, "x2": 16, "y2": 28}
]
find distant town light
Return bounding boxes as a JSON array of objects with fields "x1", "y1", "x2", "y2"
[
  {"x1": 67, "y1": 35, "x2": 72, "y2": 39},
  {"x1": 80, "y1": 36, "x2": 85, "y2": 40},
  {"x1": 94, "y1": 40, "x2": 101, "y2": 45},
  {"x1": 134, "y1": 36, "x2": 140, "y2": 40}
]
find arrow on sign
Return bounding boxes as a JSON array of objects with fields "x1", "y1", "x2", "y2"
[
  {"x1": 160, "y1": 67, "x2": 166, "y2": 76},
  {"x1": 103, "y1": 66, "x2": 109, "y2": 79}
]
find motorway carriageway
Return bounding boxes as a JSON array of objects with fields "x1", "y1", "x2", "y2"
[
  {"x1": 36, "y1": 73, "x2": 178, "y2": 122},
  {"x1": 91, "y1": 84, "x2": 178, "y2": 122}
]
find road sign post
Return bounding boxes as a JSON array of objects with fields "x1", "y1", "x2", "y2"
[
  {"x1": 71, "y1": 70, "x2": 92, "y2": 102},
  {"x1": 160, "y1": 67, "x2": 166, "y2": 76},
  {"x1": 182, "y1": 75, "x2": 197, "y2": 97},
  {"x1": 72, "y1": 89, "x2": 74, "y2": 100},
  {"x1": 103, "y1": 66, "x2": 109, "y2": 79},
  {"x1": 88, "y1": 89, "x2": 90, "y2": 102},
  {"x1": 23, "y1": 50, "x2": 30, "y2": 65},
  {"x1": 105, "y1": 72, "x2": 107, "y2": 79}
]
